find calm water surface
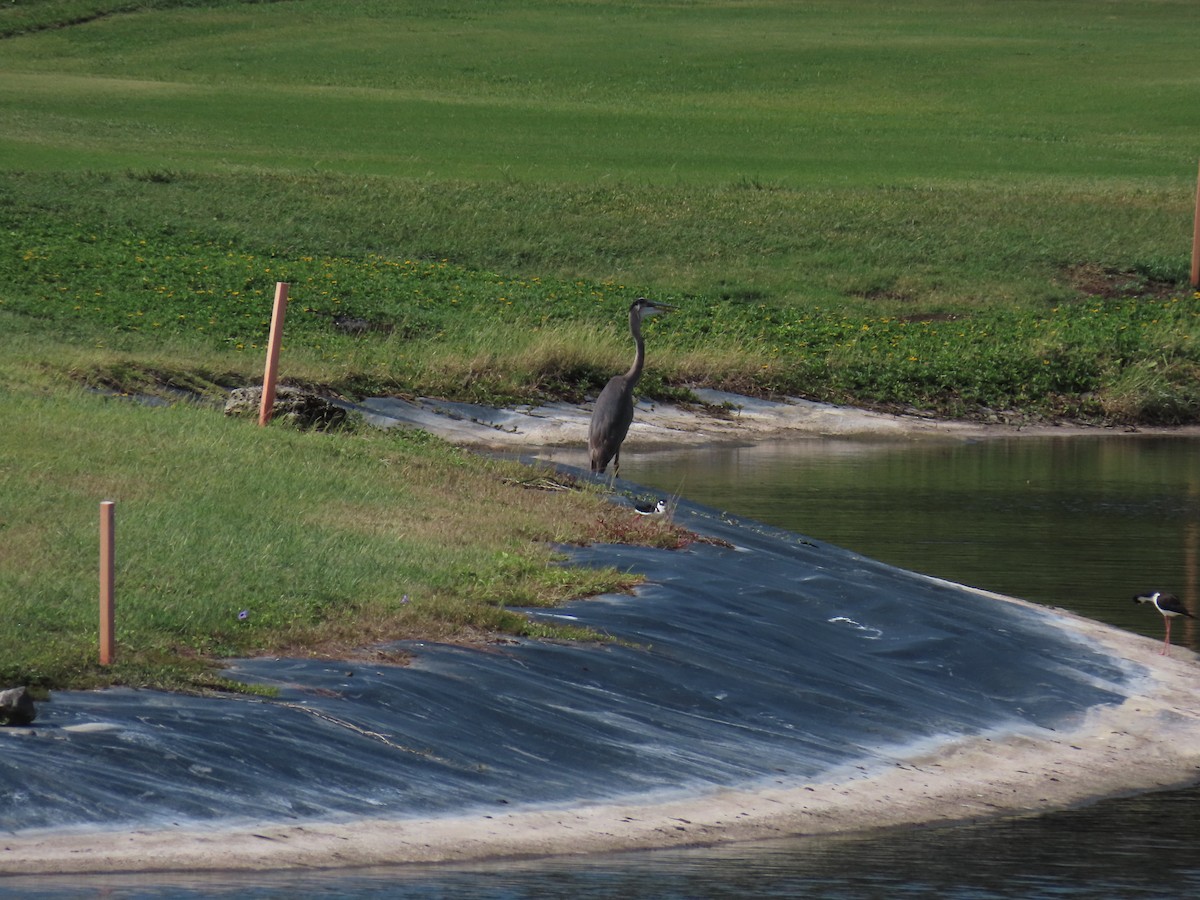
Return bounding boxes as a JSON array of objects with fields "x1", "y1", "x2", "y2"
[
  {"x1": 8, "y1": 434, "x2": 1198, "y2": 899},
  {"x1": 620, "y1": 433, "x2": 1200, "y2": 651},
  {"x1": 10, "y1": 783, "x2": 1200, "y2": 898}
]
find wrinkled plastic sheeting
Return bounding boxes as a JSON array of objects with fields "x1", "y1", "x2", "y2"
[{"x1": 0, "y1": 489, "x2": 1131, "y2": 833}]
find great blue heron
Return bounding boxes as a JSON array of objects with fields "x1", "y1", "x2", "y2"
[
  {"x1": 1132, "y1": 590, "x2": 1194, "y2": 654},
  {"x1": 588, "y1": 297, "x2": 675, "y2": 478}
]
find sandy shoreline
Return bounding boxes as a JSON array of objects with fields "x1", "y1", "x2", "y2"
[
  {"x1": 3, "y1": 588, "x2": 1198, "y2": 877},
  {"x1": 357, "y1": 389, "x2": 1200, "y2": 451}
]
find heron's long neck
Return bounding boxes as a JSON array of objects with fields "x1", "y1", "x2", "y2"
[{"x1": 624, "y1": 312, "x2": 646, "y2": 386}]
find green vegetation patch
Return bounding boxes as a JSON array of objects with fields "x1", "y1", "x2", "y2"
[
  {"x1": 3, "y1": 183, "x2": 1197, "y2": 422},
  {"x1": 0, "y1": 385, "x2": 693, "y2": 691}
]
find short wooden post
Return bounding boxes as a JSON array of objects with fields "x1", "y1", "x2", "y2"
[
  {"x1": 99, "y1": 501, "x2": 115, "y2": 666},
  {"x1": 258, "y1": 282, "x2": 290, "y2": 426},
  {"x1": 1192, "y1": 161, "x2": 1200, "y2": 289}
]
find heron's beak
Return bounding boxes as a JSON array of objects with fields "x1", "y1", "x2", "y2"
[{"x1": 645, "y1": 301, "x2": 678, "y2": 316}]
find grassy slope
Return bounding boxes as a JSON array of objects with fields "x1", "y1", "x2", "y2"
[
  {"x1": 0, "y1": 384, "x2": 696, "y2": 690},
  {"x1": 2, "y1": 0, "x2": 1197, "y2": 420},
  {"x1": 1, "y1": 0, "x2": 1198, "y2": 689},
  {"x1": 3, "y1": 1, "x2": 1196, "y2": 184}
]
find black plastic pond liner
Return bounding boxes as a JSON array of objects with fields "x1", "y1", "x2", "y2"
[{"x1": 0, "y1": 486, "x2": 1130, "y2": 834}]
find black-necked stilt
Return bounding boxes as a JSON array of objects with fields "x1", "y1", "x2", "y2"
[
  {"x1": 634, "y1": 499, "x2": 667, "y2": 515},
  {"x1": 1132, "y1": 590, "x2": 1193, "y2": 654}
]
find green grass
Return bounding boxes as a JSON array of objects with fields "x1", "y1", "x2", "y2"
[
  {"x1": 2, "y1": 0, "x2": 1199, "y2": 689},
  {"x1": 3, "y1": 183, "x2": 1196, "y2": 421},
  {"x1": 3, "y1": 4, "x2": 1199, "y2": 419},
  {"x1": 2, "y1": 0, "x2": 1197, "y2": 183},
  {"x1": 0, "y1": 383, "x2": 694, "y2": 691}
]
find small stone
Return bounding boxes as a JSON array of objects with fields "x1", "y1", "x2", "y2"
[
  {"x1": 224, "y1": 385, "x2": 349, "y2": 431},
  {"x1": 0, "y1": 686, "x2": 37, "y2": 726}
]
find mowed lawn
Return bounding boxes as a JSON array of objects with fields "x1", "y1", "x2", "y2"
[
  {"x1": 1, "y1": 0, "x2": 1196, "y2": 419},
  {"x1": 1, "y1": 0, "x2": 1196, "y2": 185}
]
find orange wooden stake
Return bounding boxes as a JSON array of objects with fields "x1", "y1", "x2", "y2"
[
  {"x1": 99, "y1": 500, "x2": 115, "y2": 666},
  {"x1": 258, "y1": 282, "x2": 291, "y2": 426},
  {"x1": 1192, "y1": 160, "x2": 1200, "y2": 289}
]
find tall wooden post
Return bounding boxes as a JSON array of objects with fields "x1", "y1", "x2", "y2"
[
  {"x1": 1192, "y1": 161, "x2": 1200, "y2": 289},
  {"x1": 99, "y1": 500, "x2": 115, "y2": 666},
  {"x1": 259, "y1": 282, "x2": 290, "y2": 426}
]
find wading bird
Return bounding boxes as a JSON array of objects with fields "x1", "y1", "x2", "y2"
[
  {"x1": 634, "y1": 499, "x2": 667, "y2": 515},
  {"x1": 588, "y1": 298, "x2": 675, "y2": 478},
  {"x1": 1132, "y1": 590, "x2": 1193, "y2": 654}
]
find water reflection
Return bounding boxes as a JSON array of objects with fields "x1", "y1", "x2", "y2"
[
  {"x1": 12, "y1": 783, "x2": 1200, "y2": 898},
  {"x1": 579, "y1": 435, "x2": 1200, "y2": 651},
  {"x1": 399, "y1": 785, "x2": 1200, "y2": 899}
]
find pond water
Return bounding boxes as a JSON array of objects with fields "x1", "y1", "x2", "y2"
[
  {"x1": 6, "y1": 433, "x2": 1198, "y2": 899},
  {"x1": 11, "y1": 782, "x2": 1200, "y2": 898},
  {"x1": 616, "y1": 433, "x2": 1200, "y2": 652}
]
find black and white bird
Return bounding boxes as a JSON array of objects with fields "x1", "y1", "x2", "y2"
[
  {"x1": 1132, "y1": 590, "x2": 1193, "y2": 654},
  {"x1": 634, "y1": 499, "x2": 667, "y2": 516}
]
